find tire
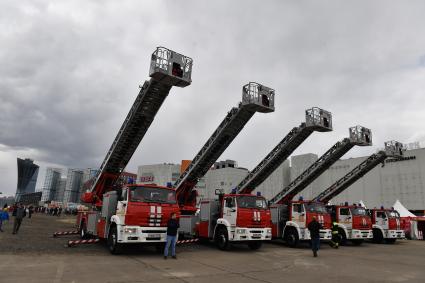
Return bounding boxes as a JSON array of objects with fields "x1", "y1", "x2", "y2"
[
  {"x1": 338, "y1": 229, "x2": 347, "y2": 246},
  {"x1": 351, "y1": 239, "x2": 363, "y2": 246},
  {"x1": 80, "y1": 221, "x2": 88, "y2": 239},
  {"x1": 247, "y1": 241, "x2": 262, "y2": 250},
  {"x1": 107, "y1": 225, "x2": 122, "y2": 254},
  {"x1": 284, "y1": 228, "x2": 299, "y2": 248},
  {"x1": 372, "y1": 229, "x2": 384, "y2": 244},
  {"x1": 215, "y1": 228, "x2": 230, "y2": 251},
  {"x1": 385, "y1": 238, "x2": 396, "y2": 244}
]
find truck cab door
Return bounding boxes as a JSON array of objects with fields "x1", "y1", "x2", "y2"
[
  {"x1": 116, "y1": 188, "x2": 128, "y2": 216},
  {"x1": 375, "y1": 211, "x2": 388, "y2": 229},
  {"x1": 291, "y1": 203, "x2": 305, "y2": 228},
  {"x1": 339, "y1": 207, "x2": 352, "y2": 229},
  {"x1": 223, "y1": 197, "x2": 237, "y2": 227}
]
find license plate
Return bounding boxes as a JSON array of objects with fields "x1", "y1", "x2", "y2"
[
  {"x1": 147, "y1": 233, "x2": 161, "y2": 238},
  {"x1": 253, "y1": 234, "x2": 262, "y2": 238}
]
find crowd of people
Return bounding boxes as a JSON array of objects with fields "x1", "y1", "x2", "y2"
[{"x1": 0, "y1": 202, "x2": 75, "y2": 235}]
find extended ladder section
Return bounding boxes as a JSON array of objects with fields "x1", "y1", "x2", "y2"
[
  {"x1": 235, "y1": 107, "x2": 332, "y2": 194},
  {"x1": 174, "y1": 82, "x2": 275, "y2": 213},
  {"x1": 313, "y1": 141, "x2": 405, "y2": 203},
  {"x1": 269, "y1": 126, "x2": 373, "y2": 205},
  {"x1": 82, "y1": 47, "x2": 193, "y2": 204}
]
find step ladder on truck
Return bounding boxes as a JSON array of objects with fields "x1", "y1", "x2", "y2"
[
  {"x1": 76, "y1": 47, "x2": 193, "y2": 254},
  {"x1": 174, "y1": 83, "x2": 276, "y2": 250},
  {"x1": 313, "y1": 141, "x2": 405, "y2": 245},
  {"x1": 269, "y1": 126, "x2": 372, "y2": 247}
]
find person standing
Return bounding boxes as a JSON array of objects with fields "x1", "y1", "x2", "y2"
[
  {"x1": 307, "y1": 216, "x2": 322, "y2": 257},
  {"x1": 164, "y1": 212, "x2": 179, "y2": 259},
  {"x1": 329, "y1": 221, "x2": 340, "y2": 249},
  {"x1": 12, "y1": 203, "x2": 26, "y2": 234},
  {"x1": 0, "y1": 207, "x2": 6, "y2": 232}
]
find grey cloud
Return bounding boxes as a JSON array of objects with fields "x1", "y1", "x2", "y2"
[{"x1": 1, "y1": 0, "x2": 425, "y2": 196}]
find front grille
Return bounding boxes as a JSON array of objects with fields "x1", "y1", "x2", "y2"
[
  {"x1": 141, "y1": 230, "x2": 166, "y2": 233},
  {"x1": 146, "y1": 237, "x2": 161, "y2": 241},
  {"x1": 250, "y1": 230, "x2": 263, "y2": 234}
]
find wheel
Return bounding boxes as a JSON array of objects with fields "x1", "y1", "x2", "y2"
[
  {"x1": 351, "y1": 239, "x2": 363, "y2": 246},
  {"x1": 372, "y1": 229, "x2": 384, "y2": 244},
  {"x1": 385, "y1": 238, "x2": 396, "y2": 244},
  {"x1": 80, "y1": 221, "x2": 88, "y2": 239},
  {"x1": 247, "y1": 241, "x2": 262, "y2": 250},
  {"x1": 215, "y1": 228, "x2": 230, "y2": 251},
  {"x1": 284, "y1": 228, "x2": 299, "y2": 248},
  {"x1": 107, "y1": 225, "x2": 122, "y2": 254},
  {"x1": 338, "y1": 229, "x2": 347, "y2": 246}
]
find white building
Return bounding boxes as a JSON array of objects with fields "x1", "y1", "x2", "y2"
[
  {"x1": 137, "y1": 163, "x2": 181, "y2": 187},
  {"x1": 315, "y1": 147, "x2": 425, "y2": 212},
  {"x1": 201, "y1": 160, "x2": 248, "y2": 200},
  {"x1": 256, "y1": 160, "x2": 291, "y2": 200},
  {"x1": 135, "y1": 148, "x2": 425, "y2": 213}
]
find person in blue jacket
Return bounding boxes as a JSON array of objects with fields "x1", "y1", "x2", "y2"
[
  {"x1": 164, "y1": 212, "x2": 179, "y2": 259},
  {"x1": 0, "y1": 204, "x2": 9, "y2": 232}
]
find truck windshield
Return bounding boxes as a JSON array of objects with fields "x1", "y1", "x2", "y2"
[
  {"x1": 305, "y1": 203, "x2": 327, "y2": 214},
  {"x1": 387, "y1": 211, "x2": 400, "y2": 218},
  {"x1": 351, "y1": 207, "x2": 367, "y2": 216},
  {"x1": 129, "y1": 187, "x2": 176, "y2": 204},
  {"x1": 237, "y1": 196, "x2": 267, "y2": 209}
]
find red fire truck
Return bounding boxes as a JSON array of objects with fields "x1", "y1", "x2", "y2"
[
  {"x1": 313, "y1": 141, "x2": 405, "y2": 245},
  {"x1": 77, "y1": 47, "x2": 192, "y2": 254},
  {"x1": 268, "y1": 126, "x2": 372, "y2": 247},
  {"x1": 369, "y1": 208, "x2": 405, "y2": 243},
  {"x1": 173, "y1": 82, "x2": 276, "y2": 250}
]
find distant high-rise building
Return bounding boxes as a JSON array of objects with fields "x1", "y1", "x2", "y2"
[
  {"x1": 41, "y1": 168, "x2": 62, "y2": 202},
  {"x1": 54, "y1": 177, "x2": 67, "y2": 202},
  {"x1": 77, "y1": 168, "x2": 99, "y2": 203},
  {"x1": 16, "y1": 158, "x2": 39, "y2": 201},
  {"x1": 63, "y1": 169, "x2": 84, "y2": 203}
]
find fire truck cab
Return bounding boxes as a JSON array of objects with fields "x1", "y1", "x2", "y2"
[
  {"x1": 369, "y1": 208, "x2": 405, "y2": 243},
  {"x1": 180, "y1": 191, "x2": 272, "y2": 250},
  {"x1": 78, "y1": 184, "x2": 180, "y2": 253},
  {"x1": 270, "y1": 200, "x2": 332, "y2": 247},
  {"x1": 327, "y1": 204, "x2": 373, "y2": 245}
]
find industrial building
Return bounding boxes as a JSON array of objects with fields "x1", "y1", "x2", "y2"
[
  {"x1": 16, "y1": 158, "x2": 39, "y2": 202},
  {"x1": 135, "y1": 146, "x2": 425, "y2": 214},
  {"x1": 137, "y1": 163, "x2": 181, "y2": 186},
  {"x1": 200, "y1": 160, "x2": 248, "y2": 199}
]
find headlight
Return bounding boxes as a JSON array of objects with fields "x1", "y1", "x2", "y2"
[
  {"x1": 267, "y1": 229, "x2": 272, "y2": 235},
  {"x1": 124, "y1": 228, "x2": 137, "y2": 234},
  {"x1": 236, "y1": 229, "x2": 246, "y2": 234}
]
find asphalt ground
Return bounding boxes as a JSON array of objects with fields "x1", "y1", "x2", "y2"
[{"x1": 0, "y1": 213, "x2": 424, "y2": 283}]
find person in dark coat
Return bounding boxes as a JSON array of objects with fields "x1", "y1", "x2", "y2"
[
  {"x1": 164, "y1": 212, "x2": 179, "y2": 259},
  {"x1": 12, "y1": 203, "x2": 26, "y2": 234},
  {"x1": 307, "y1": 216, "x2": 322, "y2": 257}
]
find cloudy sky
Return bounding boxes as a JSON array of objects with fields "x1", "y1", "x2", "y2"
[{"x1": 1, "y1": 0, "x2": 425, "y2": 196}]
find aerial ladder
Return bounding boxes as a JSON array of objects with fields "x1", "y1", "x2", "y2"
[
  {"x1": 313, "y1": 141, "x2": 405, "y2": 203},
  {"x1": 76, "y1": 47, "x2": 193, "y2": 254},
  {"x1": 174, "y1": 82, "x2": 276, "y2": 250},
  {"x1": 312, "y1": 141, "x2": 405, "y2": 244},
  {"x1": 173, "y1": 82, "x2": 275, "y2": 214},
  {"x1": 81, "y1": 47, "x2": 192, "y2": 206},
  {"x1": 235, "y1": 107, "x2": 332, "y2": 195},
  {"x1": 268, "y1": 126, "x2": 372, "y2": 247}
]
